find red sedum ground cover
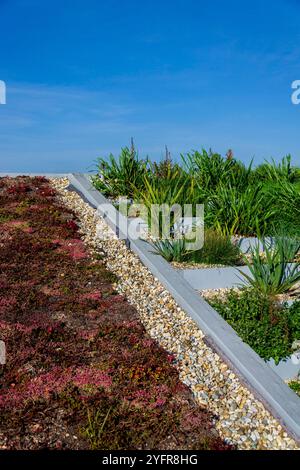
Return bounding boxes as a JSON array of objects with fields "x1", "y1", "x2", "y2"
[{"x1": 0, "y1": 176, "x2": 230, "y2": 450}]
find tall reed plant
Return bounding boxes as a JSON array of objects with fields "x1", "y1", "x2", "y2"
[{"x1": 92, "y1": 146, "x2": 148, "y2": 199}]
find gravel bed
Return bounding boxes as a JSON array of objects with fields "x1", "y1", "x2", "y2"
[
  {"x1": 199, "y1": 288, "x2": 241, "y2": 303},
  {"x1": 200, "y1": 288, "x2": 300, "y2": 304},
  {"x1": 51, "y1": 177, "x2": 299, "y2": 450},
  {"x1": 172, "y1": 261, "x2": 230, "y2": 270}
]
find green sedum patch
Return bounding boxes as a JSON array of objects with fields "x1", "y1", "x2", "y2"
[{"x1": 209, "y1": 289, "x2": 300, "y2": 364}]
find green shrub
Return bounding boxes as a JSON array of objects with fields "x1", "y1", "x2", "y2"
[
  {"x1": 182, "y1": 149, "x2": 251, "y2": 193},
  {"x1": 91, "y1": 145, "x2": 300, "y2": 239},
  {"x1": 151, "y1": 147, "x2": 182, "y2": 180},
  {"x1": 134, "y1": 170, "x2": 196, "y2": 238},
  {"x1": 205, "y1": 184, "x2": 274, "y2": 236},
  {"x1": 183, "y1": 149, "x2": 233, "y2": 192},
  {"x1": 239, "y1": 237, "x2": 300, "y2": 296},
  {"x1": 253, "y1": 155, "x2": 300, "y2": 184},
  {"x1": 152, "y1": 229, "x2": 240, "y2": 266},
  {"x1": 209, "y1": 290, "x2": 300, "y2": 363},
  {"x1": 92, "y1": 146, "x2": 148, "y2": 199},
  {"x1": 266, "y1": 180, "x2": 300, "y2": 237},
  {"x1": 187, "y1": 229, "x2": 240, "y2": 265},
  {"x1": 227, "y1": 159, "x2": 254, "y2": 190}
]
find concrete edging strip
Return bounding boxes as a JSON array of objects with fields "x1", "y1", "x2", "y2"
[
  {"x1": 66, "y1": 173, "x2": 300, "y2": 441},
  {"x1": 180, "y1": 264, "x2": 299, "y2": 290}
]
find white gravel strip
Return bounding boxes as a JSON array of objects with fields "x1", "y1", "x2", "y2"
[{"x1": 51, "y1": 177, "x2": 299, "y2": 450}]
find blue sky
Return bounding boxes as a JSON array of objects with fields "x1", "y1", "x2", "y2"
[{"x1": 0, "y1": 0, "x2": 300, "y2": 172}]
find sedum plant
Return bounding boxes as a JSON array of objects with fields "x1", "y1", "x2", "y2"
[
  {"x1": 210, "y1": 289, "x2": 300, "y2": 363},
  {"x1": 239, "y1": 236, "x2": 300, "y2": 296}
]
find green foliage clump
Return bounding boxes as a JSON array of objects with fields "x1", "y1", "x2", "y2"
[
  {"x1": 92, "y1": 145, "x2": 148, "y2": 199},
  {"x1": 150, "y1": 147, "x2": 183, "y2": 180},
  {"x1": 183, "y1": 149, "x2": 252, "y2": 193},
  {"x1": 205, "y1": 184, "x2": 274, "y2": 236},
  {"x1": 134, "y1": 164, "x2": 196, "y2": 238},
  {"x1": 253, "y1": 155, "x2": 300, "y2": 184},
  {"x1": 152, "y1": 229, "x2": 240, "y2": 266},
  {"x1": 194, "y1": 229, "x2": 241, "y2": 265},
  {"x1": 266, "y1": 180, "x2": 300, "y2": 237},
  {"x1": 91, "y1": 143, "x2": 300, "y2": 239},
  {"x1": 239, "y1": 237, "x2": 300, "y2": 296},
  {"x1": 151, "y1": 238, "x2": 187, "y2": 262},
  {"x1": 289, "y1": 381, "x2": 300, "y2": 396},
  {"x1": 0, "y1": 211, "x2": 14, "y2": 223},
  {"x1": 209, "y1": 290, "x2": 300, "y2": 363}
]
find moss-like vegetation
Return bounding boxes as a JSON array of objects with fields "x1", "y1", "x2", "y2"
[
  {"x1": 0, "y1": 176, "x2": 229, "y2": 450},
  {"x1": 209, "y1": 289, "x2": 300, "y2": 364}
]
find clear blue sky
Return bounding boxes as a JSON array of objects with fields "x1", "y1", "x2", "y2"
[{"x1": 0, "y1": 0, "x2": 300, "y2": 172}]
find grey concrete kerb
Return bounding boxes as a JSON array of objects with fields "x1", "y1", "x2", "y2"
[
  {"x1": 180, "y1": 264, "x2": 300, "y2": 290},
  {"x1": 67, "y1": 173, "x2": 300, "y2": 443}
]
